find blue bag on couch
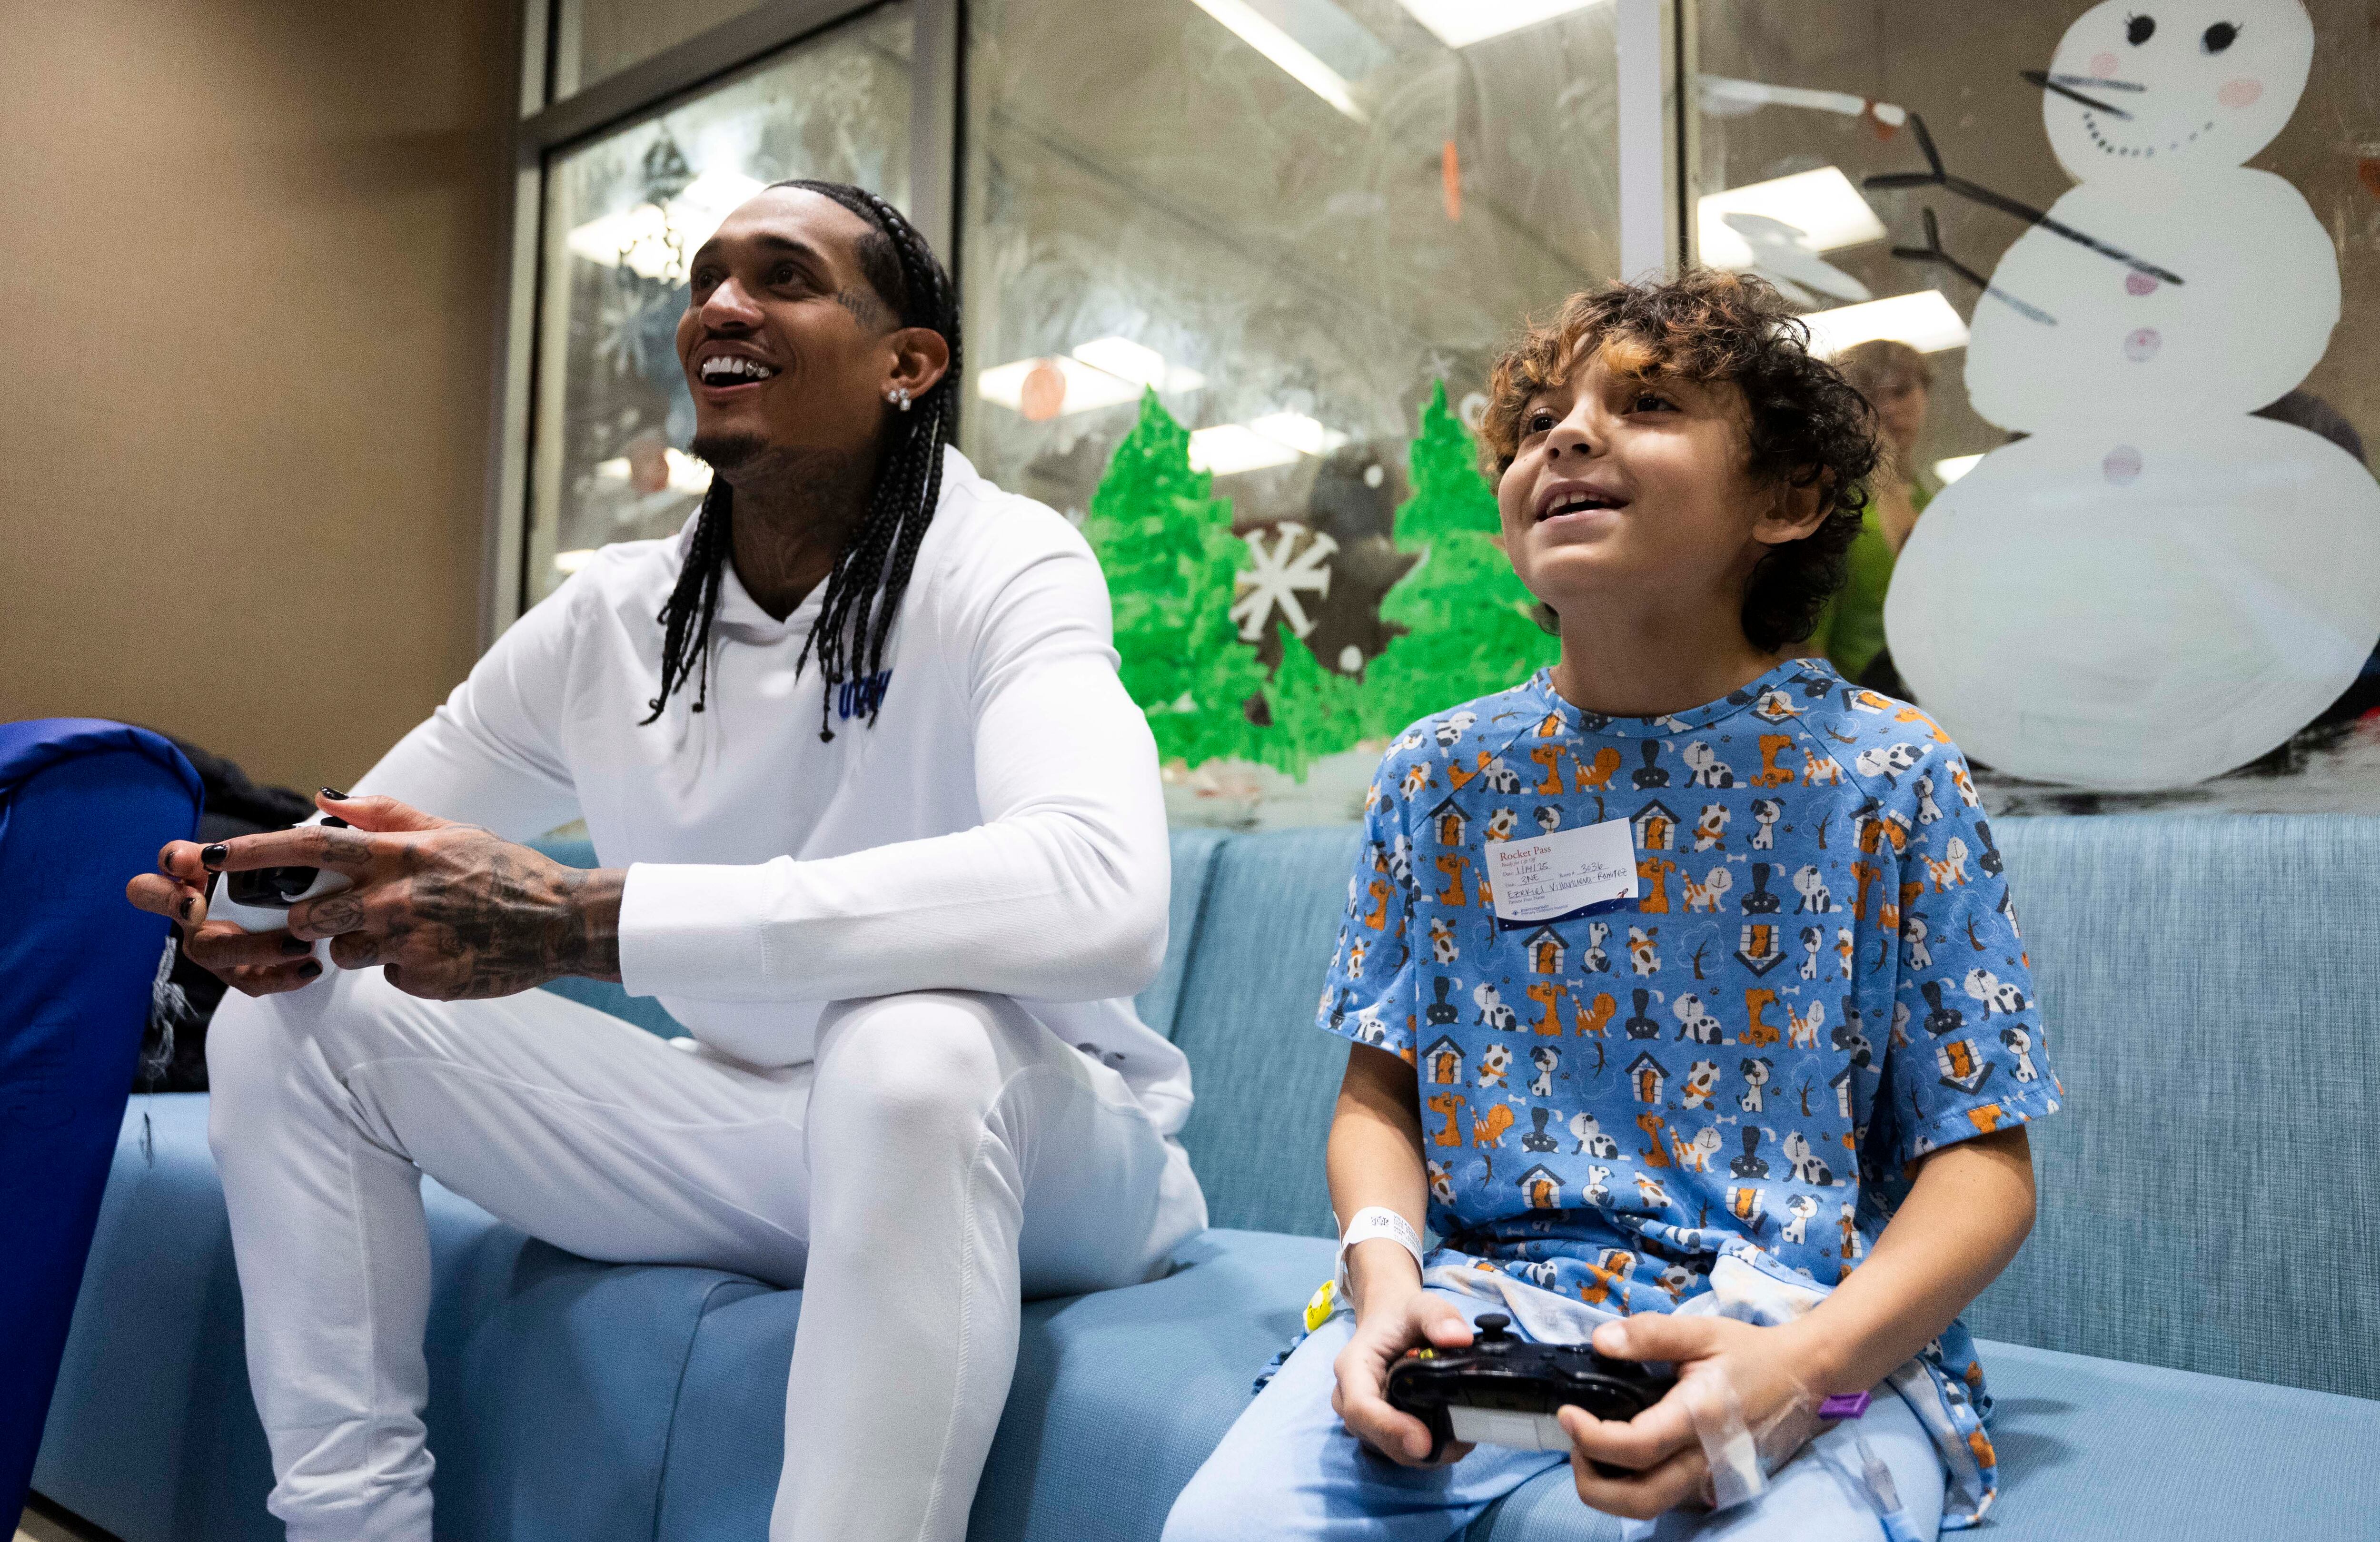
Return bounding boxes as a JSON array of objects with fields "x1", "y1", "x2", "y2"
[{"x1": 0, "y1": 719, "x2": 201, "y2": 1519}]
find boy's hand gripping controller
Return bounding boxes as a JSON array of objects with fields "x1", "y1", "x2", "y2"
[{"x1": 1385, "y1": 1313, "x2": 1676, "y2": 1467}]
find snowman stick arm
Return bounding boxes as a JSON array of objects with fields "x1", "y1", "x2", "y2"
[
  {"x1": 1889, "y1": 209, "x2": 2059, "y2": 326},
  {"x1": 1891, "y1": 209, "x2": 1994, "y2": 292},
  {"x1": 1864, "y1": 113, "x2": 2184, "y2": 287},
  {"x1": 1874, "y1": 173, "x2": 2183, "y2": 287}
]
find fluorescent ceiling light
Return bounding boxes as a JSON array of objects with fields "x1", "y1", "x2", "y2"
[
  {"x1": 593, "y1": 446, "x2": 714, "y2": 495},
  {"x1": 1698, "y1": 167, "x2": 1886, "y2": 271},
  {"x1": 1398, "y1": 0, "x2": 1605, "y2": 49},
  {"x1": 1191, "y1": 0, "x2": 1368, "y2": 121},
  {"x1": 1935, "y1": 454, "x2": 1986, "y2": 485},
  {"x1": 553, "y1": 548, "x2": 599, "y2": 574},
  {"x1": 1190, "y1": 424, "x2": 1305, "y2": 476},
  {"x1": 1189, "y1": 414, "x2": 1352, "y2": 475},
  {"x1": 1801, "y1": 290, "x2": 1971, "y2": 356},
  {"x1": 976, "y1": 355, "x2": 1146, "y2": 416},
  {"x1": 1250, "y1": 411, "x2": 1349, "y2": 457},
  {"x1": 566, "y1": 168, "x2": 768, "y2": 281},
  {"x1": 1071, "y1": 336, "x2": 1206, "y2": 393},
  {"x1": 977, "y1": 340, "x2": 1204, "y2": 417}
]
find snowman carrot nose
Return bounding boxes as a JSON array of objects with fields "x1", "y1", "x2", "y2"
[{"x1": 2021, "y1": 69, "x2": 2134, "y2": 119}]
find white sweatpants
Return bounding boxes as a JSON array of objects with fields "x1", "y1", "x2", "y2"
[{"x1": 205, "y1": 968, "x2": 1206, "y2": 1542}]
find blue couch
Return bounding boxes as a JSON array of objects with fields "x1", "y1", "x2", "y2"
[{"x1": 33, "y1": 818, "x2": 2380, "y2": 1539}]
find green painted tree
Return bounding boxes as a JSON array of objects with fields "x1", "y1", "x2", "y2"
[
  {"x1": 1082, "y1": 389, "x2": 1268, "y2": 766},
  {"x1": 1251, "y1": 621, "x2": 1368, "y2": 781},
  {"x1": 1363, "y1": 381, "x2": 1557, "y2": 735}
]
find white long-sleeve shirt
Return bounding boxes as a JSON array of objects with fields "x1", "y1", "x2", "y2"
[{"x1": 351, "y1": 447, "x2": 1192, "y2": 1137}]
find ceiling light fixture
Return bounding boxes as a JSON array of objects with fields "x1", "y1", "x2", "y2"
[
  {"x1": 1189, "y1": 424, "x2": 1306, "y2": 477},
  {"x1": 1249, "y1": 411, "x2": 1349, "y2": 457},
  {"x1": 1191, "y1": 0, "x2": 1369, "y2": 121},
  {"x1": 1800, "y1": 290, "x2": 1971, "y2": 357},
  {"x1": 1697, "y1": 167, "x2": 1887, "y2": 272},
  {"x1": 1071, "y1": 336, "x2": 1207, "y2": 393},
  {"x1": 976, "y1": 356, "x2": 1143, "y2": 416},
  {"x1": 976, "y1": 338, "x2": 1206, "y2": 418},
  {"x1": 1397, "y1": 0, "x2": 1606, "y2": 50}
]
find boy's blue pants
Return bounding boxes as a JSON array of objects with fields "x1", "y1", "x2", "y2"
[{"x1": 1162, "y1": 1291, "x2": 1948, "y2": 1542}]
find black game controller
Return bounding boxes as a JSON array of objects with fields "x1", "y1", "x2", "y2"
[{"x1": 1386, "y1": 1313, "x2": 1676, "y2": 1469}]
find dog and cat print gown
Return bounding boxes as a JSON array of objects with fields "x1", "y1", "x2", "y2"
[{"x1": 1318, "y1": 660, "x2": 2061, "y2": 1440}]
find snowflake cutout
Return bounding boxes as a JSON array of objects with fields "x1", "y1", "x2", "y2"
[{"x1": 1231, "y1": 521, "x2": 1339, "y2": 642}]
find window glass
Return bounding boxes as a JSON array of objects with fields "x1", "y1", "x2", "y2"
[
  {"x1": 526, "y1": 5, "x2": 912, "y2": 607},
  {"x1": 962, "y1": 0, "x2": 1624, "y2": 828},
  {"x1": 548, "y1": 0, "x2": 769, "y2": 101},
  {"x1": 1696, "y1": 0, "x2": 2380, "y2": 813}
]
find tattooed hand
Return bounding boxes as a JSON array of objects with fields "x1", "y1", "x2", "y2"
[{"x1": 127, "y1": 791, "x2": 623, "y2": 1001}]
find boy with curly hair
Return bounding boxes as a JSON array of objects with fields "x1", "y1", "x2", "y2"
[{"x1": 1165, "y1": 272, "x2": 2058, "y2": 1540}]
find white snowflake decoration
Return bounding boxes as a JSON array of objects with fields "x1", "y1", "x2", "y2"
[{"x1": 1230, "y1": 521, "x2": 1338, "y2": 642}]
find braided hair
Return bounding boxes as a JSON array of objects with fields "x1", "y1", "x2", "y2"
[{"x1": 639, "y1": 179, "x2": 961, "y2": 740}]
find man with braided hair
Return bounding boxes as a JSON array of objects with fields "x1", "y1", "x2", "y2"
[{"x1": 128, "y1": 183, "x2": 1204, "y2": 1542}]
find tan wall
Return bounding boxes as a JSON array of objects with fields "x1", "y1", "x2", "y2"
[{"x1": 0, "y1": 0, "x2": 517, "y2": 793}]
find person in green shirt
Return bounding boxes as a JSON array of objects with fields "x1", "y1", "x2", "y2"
[{"x1": 1809, "y1": 339, "x2": 1934, "y2": 683}]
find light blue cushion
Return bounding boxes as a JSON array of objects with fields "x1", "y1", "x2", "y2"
[
  {"x1": 1973, "y1": 815, "x2": 2380, "y2": 1400},
  {"x1": 35, "y1": 1096, "x2": 754, "y2": 1542},
  {"x1": 1139, "y1": 828, "x2": 1232, "y2": 1040},
  {"x1": 1167, "y1": 827, "x2": 1364, "y2": 1240},
  {"x1": 647, "y1": 1228, "x2": 1337, "y2": 1542}
]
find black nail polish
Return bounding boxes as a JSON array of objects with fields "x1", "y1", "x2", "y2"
[
  {"x1": 178, "y1": 896, "x2": 195, "y2": 919},
  {"x1": 319, "y1": 786, "x2": 349, "y2": 801},
  {"x1": 200, "y1": 843, "x2": 228, "y2": 869},
  {"x1": 282, "y1": 934, "x2": 313, "y2": 957},
  {"x1": 323, "y1": 816, "x2": 350, "y2": 829},
  {"x1": 298, "y1": 959, "x2": 323, "y2": 980}
]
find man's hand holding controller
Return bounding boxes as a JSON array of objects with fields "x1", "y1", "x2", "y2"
[{"x1": 125, "y1": 790, "x2": 625, "y2": 1001}]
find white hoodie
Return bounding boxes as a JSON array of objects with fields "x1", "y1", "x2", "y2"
[{"x1": 351, "y1": 446, "x2": 1192, "y2": 1137}]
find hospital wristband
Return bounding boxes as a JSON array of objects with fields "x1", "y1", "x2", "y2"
[{"x1": 1335, "y1": 1207, "x2": 1426, "y2": 1299}]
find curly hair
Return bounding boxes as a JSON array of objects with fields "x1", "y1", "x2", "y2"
[{"x1": 1480, "y1": 269, "x2": 1880, "y2": 651}]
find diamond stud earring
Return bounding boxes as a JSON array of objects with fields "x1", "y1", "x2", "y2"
[{"x1": 886, "y1": 386, "x2": 912, "y2": 412}]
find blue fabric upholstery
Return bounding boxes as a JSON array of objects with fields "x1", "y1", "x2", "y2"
[
  {"x1": 0, "y1": 720, "x2": 200, "y2": 1521},
  {"x1": 650, "y1": 1229, "x2": 1337, "y2": 1542},
  {"x1": 1969, "y1": 815, "x2": 2380, "y2": 1401},
  {"x1": 34, "y1": 1096, "x2": 757, "y2": 1542},
  {"x1": 1136, "y1": 828, "x2": 1232, "y2": 1041},
  {"x1": 1168, "y1": 826, "x2": 1364, "y2": 1239},
  {"x1": 36, "y1": 814, "x2": 2380, "y2": 1541}
]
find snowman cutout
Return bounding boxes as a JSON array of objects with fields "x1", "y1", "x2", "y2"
[{"x1": 1872, "y1": 0, "x2": 2380, "y2": 791}]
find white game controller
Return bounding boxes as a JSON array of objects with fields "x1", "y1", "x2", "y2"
[{"x1": 204, "y1": 819, "x2": 354, "y2": 948}]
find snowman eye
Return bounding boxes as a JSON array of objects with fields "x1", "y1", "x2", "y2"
[
  {"x1": 2201, "y1": 20, "x2": 2239, "y2": 52},
  {"x1": 2125, "y1": 12, "x2": 2154, "y2": 44}
]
